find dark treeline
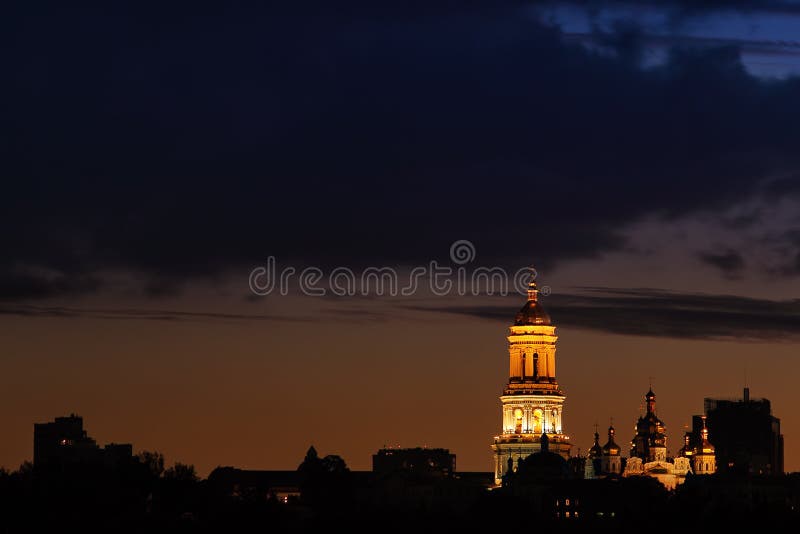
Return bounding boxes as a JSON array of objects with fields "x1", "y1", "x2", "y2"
[{"x1": 1, "y1": 448, "x2": 799, "y2": 533}]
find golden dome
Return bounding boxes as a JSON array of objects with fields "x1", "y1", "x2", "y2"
[
  {"x1": 589, "y1": 432, "x2": 603, "y2": 457},
  {"x1": 514, "y1": 299, "x2": 552, "y2": 326},
  {"x1": 514, "y1": 278, "x2": 552, "y2": 326}
]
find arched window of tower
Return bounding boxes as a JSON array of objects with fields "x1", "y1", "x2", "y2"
[{"x1": 533, "y1": 408, "x2": 543, "y2": 434}]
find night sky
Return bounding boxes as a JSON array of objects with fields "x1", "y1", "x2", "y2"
[{"x1": 2, "y1": 1, "x2": 800, "y2": 475}]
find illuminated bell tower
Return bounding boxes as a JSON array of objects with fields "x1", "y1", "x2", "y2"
[
  {"x1": 692, "y1": 416, "x2": 716, "y2": 475},
  {"x1": 491, "y1": 278, "x2": 572, "y2": 484}
]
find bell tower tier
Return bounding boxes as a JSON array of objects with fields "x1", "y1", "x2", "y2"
[{"x1": 490, "y1": 278, "x2": 572, "y2": 484}]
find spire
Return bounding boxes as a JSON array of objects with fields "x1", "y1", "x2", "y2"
[
  {"x1": 646, "y1": 377, "x2": 656, "y2": 411},
  {"x1": 589, "y1": 423, "x2": 603, "y2": 458},
  {"x1": 645, "y1": 387, "x2": 656, "y2": 414},
  {"x1": 679, "y1": 431, "x2": 693, "y2": 458},
  {"x1": 603, "y1": 421, "x2": 620, "y2": 456},
  {"x1": 696, "y1": 415, "x2": 715, "y2": 456},
  {"x1": 526, "y1": 273, "x2": 539, "y2": 302},
  {"x1": 305, "y1": 445, "x2": 318, "y2": 460},
  {"x1": 513, "y1": 269, "x2": 551, "y2": 325}
]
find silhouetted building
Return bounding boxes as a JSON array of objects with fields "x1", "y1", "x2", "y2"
[
  {"x1": 209, "y1": 447, "x2": 490, "y2": 513},
  {"x1": 506, "y1": 432, "x2": 571, "y2": 484},
  {"x1": 368, "y1": 447, "x2": 493, "y2": 511},
  {"x1": 103, "y1": 443, "x2": 134, "y2": 468},
  {"x1": 34, "y1": 414, "x2": 100, "y2": 467},
  {"x1": 372, "y1": 447, "x2": 456, "y2": 477},
  {"x1": 501, "y1": 432, "x2": 674, "y2": 523},
  {"x1": 33, "y1": 414, "x2": 132, "y2": 470},
  {"x1": 208, "y1": 467, "x2": 302, "y2": 503},
  {"x1": 704, "y1": 387, "x2": 783, "y2": 475}
]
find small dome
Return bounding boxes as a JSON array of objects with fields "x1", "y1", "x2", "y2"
[
  {"x1": 602, "y1": 440, "x2": 620, "y2": 456},
  {"x1": 602, "y1": 426, "x2": 621, "y2": 456},
  {"x1": 589, "y1": 432, "x2": 603, "y2": 457},
  {"x1": 515, "y1": 450, "x2": 570, "y2": 481},
  {"x1": 514, "y1": 299, "x2": 552, "y2": 326}
]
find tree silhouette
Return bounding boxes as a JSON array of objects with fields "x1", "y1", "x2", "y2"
[
  {"x1": 297, "y1": 446, "x2": 353, "y2": 510},
  {"x1": 137, "y1": 450, "x2": 165, "y2": 479},
  {"x1": 163, "y1": 462, "x2": 198, "y2": 482}
]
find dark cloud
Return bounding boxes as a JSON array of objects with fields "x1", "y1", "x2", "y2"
[
  {"x1": 563, "y1": 0, "x2": 800, "y2": 15},
  {"x1": 0, "y1": 305, "x2": 298, "y2": 322},
  {"x1": 0, "y1": 271, "x2": 102, "y2": 301},
  {"x1": 787, "y1": 252, "x2": 800, "y2": 275},
  {"x1": 3, "y1": 285, "x2": 797, "y2": 340},
  {"x1": 775, "y1": 231, "x2": 800, "y2": 276},
  {"x1": 567, "y1": 30, "x2": 800, "y2": 62},
  {"x1": 411, "y1": 287, "x2": 800, "y2": 340},
  {"x1": 697, "y1": 249, "x2": 746, "y2": 278},
  {"x1": 2, "y1": 2, "x2": 800, "y2": 299},
  {"x1": 0, "y1": 303, "x2": 389, "y2": 323}
]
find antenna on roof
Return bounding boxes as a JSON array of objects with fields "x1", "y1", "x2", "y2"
[
  {"x1": 744, "y1": 361, "x2": 748, "y2": 388},
  {"x1": 744, "y1": 360, "x2": 750, "y2": 402}
]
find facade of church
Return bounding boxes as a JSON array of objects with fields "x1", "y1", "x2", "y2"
[
  {"x1": 585, "y1": 424, "x2": 623, "y2": 479},
  {"x1": 619, "y1": 389, "x2": 692, "y2": 489},
  {"x1": 599, "y1": 388, "x2": 716, "y2": 489}
]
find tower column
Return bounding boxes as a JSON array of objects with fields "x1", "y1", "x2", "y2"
[{"x1": 491, "y1": 276, "x2": 572, "y2": 484}]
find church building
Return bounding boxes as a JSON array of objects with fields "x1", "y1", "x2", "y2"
[
  {"x1": 621, "y1": 388, "x2": 702, "y2": 489},
  {"x1": 585, "y1": 423, "x2": 622, "y2": 478},
  {"x1": 491, "y1": 277, "x2": 571, "y2": 484},
  {"x1": 487, "y1": 275, "x2": 717, "y2": 489}
]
